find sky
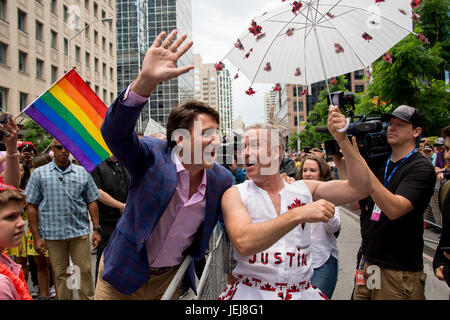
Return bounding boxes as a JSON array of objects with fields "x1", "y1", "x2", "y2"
[{"x1": 191, "y1": 0, "x2": 282, "y2": 127}]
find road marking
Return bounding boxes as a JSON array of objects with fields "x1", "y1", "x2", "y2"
[{"x1": 423, "y1": 252, "x2": 433, "y2": 262}]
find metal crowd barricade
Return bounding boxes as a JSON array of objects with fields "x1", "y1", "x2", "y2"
[
  {"x1": 161, "y1": 225, "x2": 227, "y2": 300},
  {"x1": 424, "y1": 180, "x2": 443, "y2": 244}
]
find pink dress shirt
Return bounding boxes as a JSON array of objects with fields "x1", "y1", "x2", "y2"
[
  {"x1": 146, "y1": 155, "x2": 207, "y2": 268},
  {"x1": 0, "y1": 253, "x2": 21, "y2": 300},
  {"x1": 120, "y1": 84, "x2": 208, "y2": 269}
]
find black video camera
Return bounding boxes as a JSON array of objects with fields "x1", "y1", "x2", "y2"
[
  {"x1": 217, "y1": 135, "x2": 241, "y2": 168},
  {"x1": 327, "y1": 91, "x2": 356, "y2": 118},
  {"x1": 322, "y1": 92, "x2": 391, "y2": 166}
]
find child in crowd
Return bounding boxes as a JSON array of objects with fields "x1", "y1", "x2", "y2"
[{"x1": 0, "y1": 178, "x2": 32, "y2": 300}]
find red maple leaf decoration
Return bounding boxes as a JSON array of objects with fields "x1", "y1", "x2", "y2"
[
  {"x1": 334, "y1": 43, "x2": 344, "y2": 53},
  {"x1": 287, "y1": 284, "x2": 300, "y2": 293},
  {"x1": 318, "y1": 290, "x2": 329, "y2": 300},
  {"x1": 244, "y1": 48, "x2": 253, "y2": 59},
  {"x1": 288, "y1": 198, "x2": 306, "y2": 210},
  {"x1": 278, "y1": 292, "x2": 293, "y2": 300},
  {"x1": 331, "y1": 77, "x2": 337, "y2": 87},
  {"x1": 291, "y1": 1, "x2": 303, "y2": 15},
  {"x1": 286, "y1": 28, "x2": 295, "y2": 37},
  {"x1": 410, "y1": 0, "x2": 422, "y2": 9},
  {"x1": 273, "y1": 83, "x2": 282, "y2": 92},
  {"x1": 366, "y1": 68, "x2": 372, "y2": 80},
  {"x1": 264, "y1": 62, "x2": 272, "y2": 72},
  {"x1": 249, "y1": 20, "x2": 263, "y2": 36},
  {"x1": 233, "y1": 73, "x2": 239, "y2": 80},
  {"x1": 382, "y1": 52, "x2": 393, "y2": 64},
  {"x1": 242, "y1": 278, "x2": 253, "y2": 287},
  {"x1": 375, "y1": 0, "x2": 385, "y2": 3},
  {"x1": 288, "y1": 198, "x2": 307, "y2": 230},
  {"x1": 256, "y1": 33, "x2": 266, "y2": 41},
  {"x1": 362, "y1": 32, "x2": 373, "y2": 42},
  {"x1": 416, "y1": 33, "x2": 430, "y2": 44},
  {"x1": 214, "y1": 61, "x2": 225, "y2": 72},
  {"x1": 294, "y1": 67, "x2": 302, "y2": 77},
  {"x1": 234, "y1": 39, "x2": 244, "y2": 51},
  {"x1": 246, "y1": 87, "x2": 256, "y2": 96},
  {"x1": 326, "y1": 12, "x2": 335, "y2": 19},
  {"x1": 261, "y1": 283, "x2": 276, "y2": 291},
  {"x1": 411, "y1": 12, "x2": 420, "y2": 22}
]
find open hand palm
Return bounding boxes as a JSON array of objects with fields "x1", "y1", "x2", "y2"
[{"x1": 140, "y1": 30, "x2": 194, "y2": 84}]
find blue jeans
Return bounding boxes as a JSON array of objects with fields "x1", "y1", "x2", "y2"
[{"x1": 311, "y1": 255, "x2": 338, "y2": 299}]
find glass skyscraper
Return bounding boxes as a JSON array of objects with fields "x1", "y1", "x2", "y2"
[
  {"x1": 116, "y1": 0, "x2": 193, "y2": 132},
  {"x1": 146, "y1": 0, "x2": 194, "y2": 130},
  {"x1": 116, "y1": 0, "x2": 148, "y2": 130}
]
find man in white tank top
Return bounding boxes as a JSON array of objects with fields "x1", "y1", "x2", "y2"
[{"x1": 219, "y1": 106, "x2": 373, "y2": 300}]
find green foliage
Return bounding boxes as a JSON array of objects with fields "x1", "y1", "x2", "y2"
[
  {"x1": 362, "y1": 0, "x2": 450, "y2": 136},
  {"x1": 22, "y1": 117, "x2": 52, "y2": 153},
  {"x1": 289, "y1": 77, "x2": 344, "y2": 150},
  {"x1": 288, "y1": 123, "x2": 326, "y2": 150}
]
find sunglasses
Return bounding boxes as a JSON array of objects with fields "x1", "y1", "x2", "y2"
[{"x1": 53, "y1": 145, "x2": 65, "y2": 150}]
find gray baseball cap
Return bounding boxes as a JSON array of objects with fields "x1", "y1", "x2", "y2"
[{"x1": 381, "y1": 105, "x2": 424, "y2": 128}]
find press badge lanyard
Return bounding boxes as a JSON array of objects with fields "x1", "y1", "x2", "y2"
[
  {"x1": 383, "y1": 149, "x2": 416, "y2": 187},
  {"x1": 356, "y1": 256, "x2": 367, "y2": 286},
  {"x1": 371, "y1": 149, "x2": 416, "y2": 222}
]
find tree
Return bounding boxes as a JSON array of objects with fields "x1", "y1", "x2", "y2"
[
  {"x1": 288, "y1": 123, "x2": 323, "y2": 150},
  {"x1": 365, "y1": 0, "x2": 450, "y2": 136},
  {"x1": 22, "y1": 117, "x2": 53, "y2": 153},
  {"x1": 289, "y1": 76, "x2": 347, "y2": 150}
]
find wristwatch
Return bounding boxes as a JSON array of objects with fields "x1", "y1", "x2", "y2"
[{"x1": 93, "y1": 226, "x2": 102, "y2": 233}]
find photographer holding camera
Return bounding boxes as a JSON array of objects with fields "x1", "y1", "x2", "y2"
[{"x1": 347, "y1": 105, "x2": 436, "y2": 300}]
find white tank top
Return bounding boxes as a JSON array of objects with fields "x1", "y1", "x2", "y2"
[{"x1": 232, "y1": 180, "x2": 314, "y2": 285}]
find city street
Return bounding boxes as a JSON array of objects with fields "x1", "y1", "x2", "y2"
[{"x1": 334, "y1": 206, "x2": 449, "y2": 300}]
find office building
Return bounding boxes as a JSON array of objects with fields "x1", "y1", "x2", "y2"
[
  {"x1": 193, "y1": 54, "x2": 233, "y2": 138},
  {"x1": 0, "y1": 0, "x2": 117, "y2": 116},
  {"x1": 116, "y1": 0, "x2": 147, "y2": 130},
  {"x1": 264, "y1": 91, "x2": 277, "y2": 125},
  {"x1": 145, "y1": 0, "x2": 193, "y2": 131}
]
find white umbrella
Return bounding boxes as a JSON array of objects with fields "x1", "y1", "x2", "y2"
[{"x1": 224, "y1": 0, "x2": 418, "y2": 98}]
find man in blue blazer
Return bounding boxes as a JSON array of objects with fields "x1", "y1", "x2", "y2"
[{"x1": 94, "y1": 30, "x2": 234, "y2": 299}]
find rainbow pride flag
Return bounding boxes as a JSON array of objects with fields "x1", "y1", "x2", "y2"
[{"x1": 23, "y1": 69, "x2": 112, "y2": 172}]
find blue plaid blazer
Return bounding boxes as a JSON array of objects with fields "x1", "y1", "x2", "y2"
[{"x1": 100, "y1": 90, "x2": 234, "y2": 295}]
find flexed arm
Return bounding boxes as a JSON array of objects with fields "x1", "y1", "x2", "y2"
[{"x1": 222, "y1": 187, "x2": 335, "y2": 257}]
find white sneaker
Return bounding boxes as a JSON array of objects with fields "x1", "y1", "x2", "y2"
[
  {"x1": 31, "y1": 285, "x2": 40, "y2": 297},
  {"x1": 49, "y1": 286, "x2": 56, "y2": 297}
]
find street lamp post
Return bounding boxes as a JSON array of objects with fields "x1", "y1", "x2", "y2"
[{"x1": 67, "y1": 17, "x2": 113, "y2": 72}]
